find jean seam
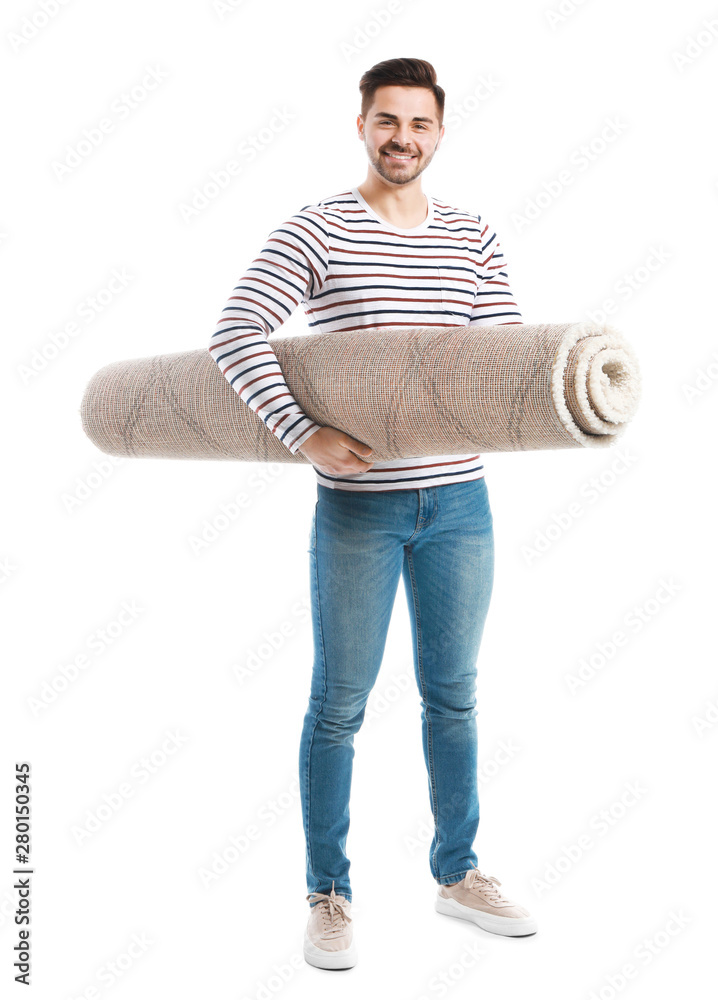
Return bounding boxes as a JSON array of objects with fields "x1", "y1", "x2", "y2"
[
  {"x1": 405, "y1": 543, "x2": 441, "y2": 877},
  {"x1": 304, "y1": 506, "x2": 327, "y2": 887}
]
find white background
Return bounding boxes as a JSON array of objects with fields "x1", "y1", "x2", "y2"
[{"x1": 2, "y1": 0, "x2": 717, "y2": 997}]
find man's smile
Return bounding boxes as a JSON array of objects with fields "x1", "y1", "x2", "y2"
[{"x1": 383, "y1": 151, "x2": 416, "y2": 162}]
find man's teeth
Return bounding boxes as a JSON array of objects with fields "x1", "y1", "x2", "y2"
[{"x1": 385, "y1": 152, "x2": 414, "y2": 159}]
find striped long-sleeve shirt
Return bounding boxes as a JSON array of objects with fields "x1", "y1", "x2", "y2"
[{"x1": 208, "y1": 186, "x2": 522, "y2": 491}]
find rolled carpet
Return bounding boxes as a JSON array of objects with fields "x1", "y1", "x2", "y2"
[{"x1": 80, "y1": 321, "x2": 641, "y2": 463}]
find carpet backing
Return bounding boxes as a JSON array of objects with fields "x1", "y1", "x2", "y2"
[{"x1": 80, "y1": 321, "x2": 641, "y2": 462}]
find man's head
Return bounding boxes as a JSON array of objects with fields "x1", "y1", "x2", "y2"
[{"x1": 357, "y1": 57, "x2": 445, "y2": 187}]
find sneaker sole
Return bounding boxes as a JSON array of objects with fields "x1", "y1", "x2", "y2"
[
  {"x1": 303, "y1": 932, "x2": 358, "y2": 970},
  {"x1": 435, "y1": 894, "x2": 537, "y2": 937}
]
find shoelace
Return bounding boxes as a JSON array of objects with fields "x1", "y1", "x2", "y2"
[
  {"x1": 463, "y1": 862, "x2": 509, "y2": 903},
  {"x1": 306, "y1": 880, "x2": 352, "y2": 936}
]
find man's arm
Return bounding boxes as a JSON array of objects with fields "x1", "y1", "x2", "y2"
[
  {"x1": 470, "y1": 218, "x2": 523, "y2": 326},
  {"x1": 208, "y1": 208, "x2": 328, "y2": 455}
]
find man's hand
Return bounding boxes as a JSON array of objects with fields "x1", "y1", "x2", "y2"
[{"x1": 297, "y1": 426, "x2": 375, "y2": 477}]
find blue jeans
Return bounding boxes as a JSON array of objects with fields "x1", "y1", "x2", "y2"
[{"x1": 299, "y1": 477, "x2": 495, "y2": 904}]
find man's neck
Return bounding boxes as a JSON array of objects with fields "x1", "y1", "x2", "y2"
[{"x1": 356, "y1": 178, "x2": 428, "y2": 229}]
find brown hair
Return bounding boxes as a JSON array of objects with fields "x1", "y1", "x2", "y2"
[{"x1": 359, "y1": 57, "x2": 445, "y2": 127}]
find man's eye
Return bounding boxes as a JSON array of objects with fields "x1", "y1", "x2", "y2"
[{"x1": 380, "y1": 121, "x2": 426, "y2": 128}]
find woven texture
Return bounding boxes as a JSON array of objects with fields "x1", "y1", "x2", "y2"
[{"x1": 80, "y1": 321, "x2": 641, "y2": 462}]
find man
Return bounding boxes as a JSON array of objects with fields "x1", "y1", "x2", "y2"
[{"x1": 208, "y1": 57, "x2": 537, "y2": 970}]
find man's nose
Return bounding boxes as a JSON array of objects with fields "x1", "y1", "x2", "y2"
[{"x1": 391, "y1": 126, "x2": 413, "y2": 148}]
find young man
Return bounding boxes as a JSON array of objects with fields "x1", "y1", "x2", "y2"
[{"x1": 208, "y1": 57, "x2": 537, "y2": 970}]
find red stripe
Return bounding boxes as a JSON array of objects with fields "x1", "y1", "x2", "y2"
[
  {"x1": 267, "y1": 237, "x2": 321, "y2": 288},
  {"x1": 222, "y1": 347, "x2": 279, "y2": 374},
  {"x1": 344, "y1": 454, "x2": 482, "y2": 475},
  {"x1": 325, "y1": 217, "x2": 482, "y2": 244}
]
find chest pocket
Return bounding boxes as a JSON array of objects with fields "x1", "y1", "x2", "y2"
[
  {"x1": 435, "y1": 267, "x2": 477, "y2": 319},
  {"x1": 434, "y1": 267, "x2": 453, "y2": 310}
]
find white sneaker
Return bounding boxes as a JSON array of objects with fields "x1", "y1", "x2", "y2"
[
  {"x1": 435, "y1": 862, "x2": 537, "y2": 937},
  {"x1": 304, "y1": 881, "x2": 357, "y2": 969}
]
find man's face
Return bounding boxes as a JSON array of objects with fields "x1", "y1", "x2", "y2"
[{"x1": 357, "y1": 85, "x2": 444, "y2": 186}]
